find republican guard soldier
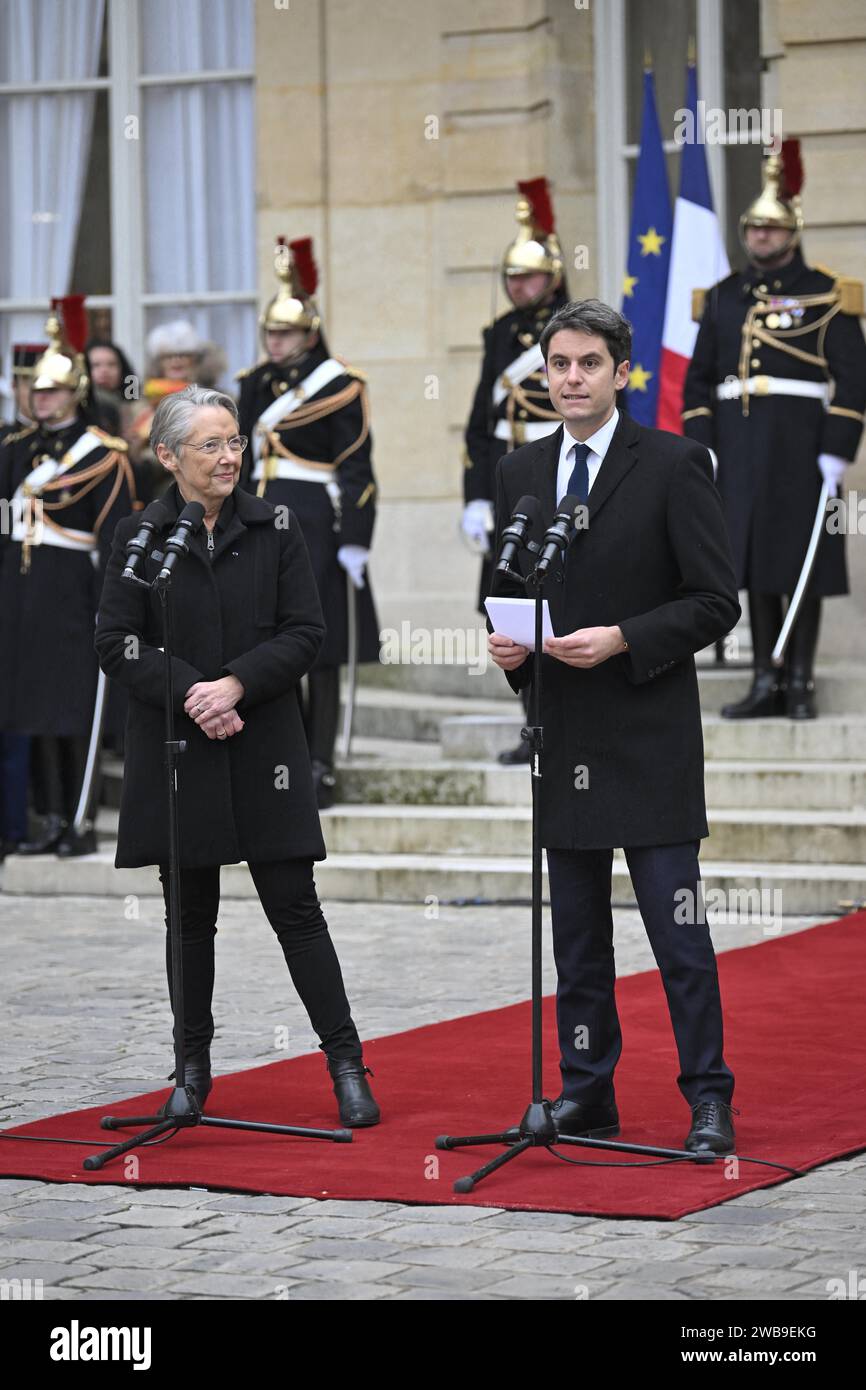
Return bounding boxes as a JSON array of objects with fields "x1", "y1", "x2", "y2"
[
  {"x1": 462, "y1": 178, "x2": 569, "y2": 761},
  {"x1": 0, "y1": 299, "x2": 138, "y2": 855},
  {"x1": 683, "y1": 142, "x2": 866, "y2": 719},
  {"x1": 238, "y1": 238, "x2": 379, "y2": 807},
  {"x1": 0, "y1": 343, "x2": 44, "y2": 856}
]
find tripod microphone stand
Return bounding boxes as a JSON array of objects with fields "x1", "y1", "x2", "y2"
[
  {"x1": 436, "y1": 543, "x2": 716, "y2": 1193},
  {"x1": 84, "y1": 530, "x2": 351, "y2": 1170}
]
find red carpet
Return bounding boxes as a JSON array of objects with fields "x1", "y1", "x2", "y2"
[{"x1": 2, "y1": 913, "x2": 865, "y2": 1218}]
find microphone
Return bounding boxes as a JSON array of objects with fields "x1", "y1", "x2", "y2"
[
  {"x1": 156, "y1": 501, "x2": 206, "y2": 584},
  {"x1": 533, "y1": 493, "x2": 584, "y2": 578},
  {"x1": 121, "y1": 499, "x2": 173, "y2": 580},
  {"x1": 495, "y1": 495, "x2": 543, "y2": 575}
]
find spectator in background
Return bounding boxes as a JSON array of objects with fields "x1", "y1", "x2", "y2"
[{"x1": 129, "y1": 320, "x2": 227, "y2": 498}]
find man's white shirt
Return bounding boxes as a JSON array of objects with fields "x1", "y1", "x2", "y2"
[{"x1": 556, "y1": 407, "x2": 620, "y2": 504}]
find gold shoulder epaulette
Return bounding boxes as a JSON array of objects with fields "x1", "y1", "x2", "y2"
[
  {"x1": 813, "y1": 264, "x2": 864, "y2": 315},
  {"x1": 691, "y1": 288, "x2": 707, "y2": 323},
  {"x1": 2, "y1": 423, "x2": 38, "y2": 446},
  {"x1": 343, "y1": 364, "x2": 368, "y2": 383},
  {"x1": 234, "y1": 365, "x2": 252, "y2": 381},
  {"x1": 90, "y1": 426, "x2": 128, "y2": 452}
]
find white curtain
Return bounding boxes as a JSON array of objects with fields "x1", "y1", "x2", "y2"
[
  {"x1": 141, "y1": 0, "x2": 255, "y2": 387},
  {"x1": 0, "y1": 0, "x2": 104, "y2": 411}
]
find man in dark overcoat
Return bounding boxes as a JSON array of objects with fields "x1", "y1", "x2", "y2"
[
  {"x1": 238, "y1": 237, "x2": 379, "y2": 806},
  {"x1": 489, "y1": 299, "x2": 741, "y2": 1154},
  {"x1": 683, "y1": 144, "x2": 866, "y2": 719}
]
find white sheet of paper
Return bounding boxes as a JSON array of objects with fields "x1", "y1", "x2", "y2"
[{"x1": 484, "y1": 596, "x2": 554, "y2": 652}]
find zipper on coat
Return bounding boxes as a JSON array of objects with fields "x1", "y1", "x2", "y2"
[{"x1": 206, "y1": 529, "x2": 214, "y2": 555}]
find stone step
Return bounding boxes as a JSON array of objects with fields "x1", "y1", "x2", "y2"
[
  {"x1": 329, "y1": 758, "x2": 866, "y2": 811},
  {"x1": 362, "y1": 641, "x2": 751, "y2": 698},
  {"x1": 314, "y1": 804, "x2": 866, "y2": 864},
  {"x1": 3, "y1": 848, "x2": 864, "y2": 918},
  {"x1": 441, "y1": 712, "x2": 866, "y2": 763}
]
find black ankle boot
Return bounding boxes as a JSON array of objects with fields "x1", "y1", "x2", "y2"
[
  {"x1": 785, "y1": 596, "x2": 821, "y2": 720},
  {"x1": 160, "y1": 1047, "x2": 213, "y2": 1115},
  {"x1": 720, "y1": 669, "x2": 784, "y2": 719},
  {"x1": 327, "y1": 1058, "x2": 380, "y2": 1127},
  {"x1": 16, "y1": 813, "x2": 67, "y2": 855}
]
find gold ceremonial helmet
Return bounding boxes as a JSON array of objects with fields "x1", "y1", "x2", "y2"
[
  {"x1": 739, "y1": 144, "x2": 804, "y2": 257},
  {"x1": 31, "y1": 305, "x2": 88, "y2": 403},
  {"x1": 260, "y1": 237, "x2": 321, "y2": 347},
  {"x1": 501, "y1": 178, "x2": 564, "y2": 305}
]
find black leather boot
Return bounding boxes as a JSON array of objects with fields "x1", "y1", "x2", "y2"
[
  {"x1": 327, "y1": 1057, "x2": 380, "y2": 1127},
  {"x1": 56, "y1": 825, "x2": 98, "y2": 857},
  {"x1": 15, "y1": 813, "x2": 67, "y2": 855},
  {"x1": 160, "y1": 1047, "x2": 213, "y2": 1115},
  {"x1": 785, "y1": 596, "x2": 821, "y2": 720},
  {"x1": 721, "y1": 591, "x2": 784, "y2": 719}
]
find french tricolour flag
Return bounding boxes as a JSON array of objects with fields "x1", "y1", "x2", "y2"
[{"x1": 657, "y1": 64, "x2": 729, "y2": 433}]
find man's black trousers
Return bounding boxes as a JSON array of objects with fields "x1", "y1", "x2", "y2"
[{"x1": 546, "y1": 840, "x2": 735, "y2": 1108}]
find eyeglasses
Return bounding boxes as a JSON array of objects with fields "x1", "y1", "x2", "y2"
[{"x1": 183, "y1": 435, "x2": 248, "y2": 457}]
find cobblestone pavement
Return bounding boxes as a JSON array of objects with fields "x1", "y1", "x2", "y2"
[{"x1": 1, "y1": 888, "x2": 863, "y2": 1301}]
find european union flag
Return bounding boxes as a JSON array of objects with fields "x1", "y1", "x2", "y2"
[{"x1": 622, "y1": 68, "x2": 672, "y2": 426}]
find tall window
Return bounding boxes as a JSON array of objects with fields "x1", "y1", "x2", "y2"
[
  {"x1": 594, "y1": 0, "x2": 763, "y2": 306},
  {"x1": 0, "y1": 0, "x2": 255, "y2": 414}
]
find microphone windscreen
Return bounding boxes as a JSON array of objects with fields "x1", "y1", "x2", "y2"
[
  {"x1": 176, "y1": 501, "x2": 206, "y2": 530},
  {"x1": 513, "y1": 495, "x2": 543, "y2": 529},
  {"x1": 554, "y1": 493, "x2": 583, "y2": 523},
  {"x1": 141, "y1": 498, "x2": 173, "y2": 527}
]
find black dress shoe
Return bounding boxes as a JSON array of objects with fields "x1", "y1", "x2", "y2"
[
  {"x1": 684, "y1": 1100, "x2": 735, "y2": 1155},
  {"x1": 550, "y1": 1096, "x2": 620, "y2": 1138},
  {"x1": 56, "y1": 826, "x2": 98, "y2": 857},
  {"x1": 160, "y1": 1048, "x2": 213, "y2": 1115},
  {"x1": 498, "y1": 739, "x2": 532, "y2": 765},
  {"x1": 327, "y1": 1058, "x2": 380, "y2": 1127},
  {"x1": 311, "y1": 759, "x2": 337, "y2": 810},
  {"x1": 15, "y1": 813, "x2": 67, "y2": 855},
  {"x1": 721, "y1": 670, "x2": 784, "y2": 719},
  {"x1": 785, "y1": 677, "x2": 816, "y2": 720}
]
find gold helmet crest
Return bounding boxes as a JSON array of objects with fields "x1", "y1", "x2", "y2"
[
  {"x1": 31, "y1": 296, "x2": 89, "y2": 401},
  {"x1": 501, "y1": 177, "x2": 564, "y2": 303},
  {"x1": 740, "y1": 141, "x2": 804, "y2": 256},
  {"x1": 260, "y1": 237, "x2": 321, "y2": 346}
]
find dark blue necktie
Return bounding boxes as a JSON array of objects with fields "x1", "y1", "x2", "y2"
[{"x1": 566, "y1": 441, "x2": 591, "y2": 502}]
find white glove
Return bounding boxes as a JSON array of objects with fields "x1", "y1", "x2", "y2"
[
  {"x1": 818, "y1": 453, "x2": 847, "y2": 495},
  {"x1": 337, "y1": 544, "x2": 368, "y2": 590},
  {"x1": 462, "y1": 499, "x2": 494, "y2": 550}
]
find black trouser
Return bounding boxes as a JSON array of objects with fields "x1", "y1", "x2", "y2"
[
  {"x1": 157, "y1": 858, "x2": 362, "y2": 1062},
  {"x1": 0, "y1": 733, "x2": 29, "y2": 841},
  {"x1": 30, "y1": 735, "x2": 89, "y2": 820},
  {"x1": 546, "y1": 840, "x2": 735, "y2": 1109},
  {"x1": 302, "y1": 666, "x2": 340, "y2": 766}
]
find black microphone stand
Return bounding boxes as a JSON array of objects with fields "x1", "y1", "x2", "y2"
[
  {"x1": 436, "y1": 551, "x2": 715, "y2": 1192},
  {"x1": 85, "y1": 537, "x2": 351, "y2": 1170}
]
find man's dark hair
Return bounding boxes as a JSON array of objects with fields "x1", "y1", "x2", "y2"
[{"x1": 540, "y1": 299, "x2": 633, "y2": 369}]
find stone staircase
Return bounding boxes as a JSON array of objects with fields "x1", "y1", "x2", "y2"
[{"x1": 3, "y1": 656, "x2": 866, "y2": 917}]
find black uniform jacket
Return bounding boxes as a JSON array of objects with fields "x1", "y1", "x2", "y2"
[
  {"x1": 95, "y1": 484, "x2": 327, "y2": 868},
  {"x1": 0, "y1": 420, "x2": 133, "y2": 736},
  {"x1": 238, "y1": 342, "x2": 379, "y2": 667},
  {"x1": 682, "y1": 251, "x2": 866, "y2": 596},
  {"x1": 491, "y1": 413, "x2": 740, "y2": 850}
]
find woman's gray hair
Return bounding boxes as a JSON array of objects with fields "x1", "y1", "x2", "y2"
[
  {"x1": 540, "y1": 299, "x2": 633, "y2": 369},
  {"x1": 149, "y1": 384, "x2": 239, "y2": 456}
]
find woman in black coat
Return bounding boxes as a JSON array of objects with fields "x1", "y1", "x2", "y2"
[{"x1": 95, "y1": 385, "x2": 378, "y2": 1127}]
